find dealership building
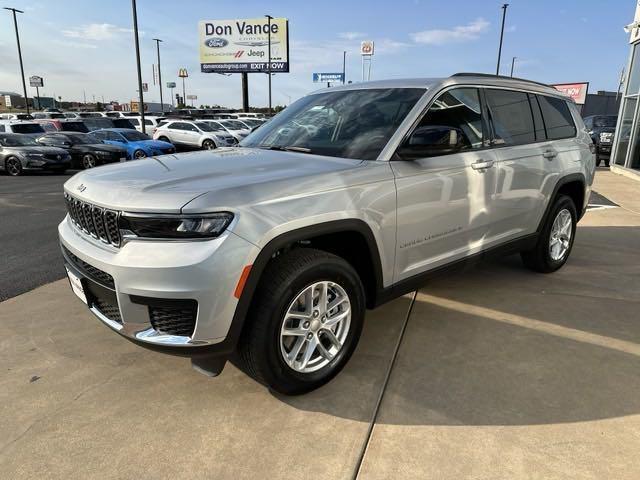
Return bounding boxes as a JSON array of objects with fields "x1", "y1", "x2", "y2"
[{"x1": 612, "y1": 1, "x2": 640, "y2": 173}]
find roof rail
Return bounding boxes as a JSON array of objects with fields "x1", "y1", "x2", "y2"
[{"x1": 451, "y1": 72, "x2": 551, "y2": 89}]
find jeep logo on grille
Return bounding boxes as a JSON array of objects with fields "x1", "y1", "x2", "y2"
[{"x1": 77, "y1": 184, "x2": 87, "y2": 192}]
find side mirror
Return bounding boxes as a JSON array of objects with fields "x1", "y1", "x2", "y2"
[{"x1": 398, "y1": 125, "x2": 468, "y2": 160}]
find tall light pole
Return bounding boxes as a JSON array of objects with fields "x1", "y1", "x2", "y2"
[
  {"x1": 496, "y1": 3, "x2": 509, "y2": 75},
  {"x1": 153, "y1": 38, "x2": 164, "y2": 113},
  {"x1": 510, "y1": 56, "x2": 517, "y2": 77},
  {"x1": 4, "y1": 8, "x2": 29, "y2": 114},
  {"x1": 265, "y1": 14, "x2": 273, "y2": 115},
  {"x1": 342, "y1": 51, "x2": 346, "y2": 84},
  {"x1": 131, "y1": 0, "x2": 146, "y2": 133}
]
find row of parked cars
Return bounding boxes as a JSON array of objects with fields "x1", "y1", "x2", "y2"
[{"x1": 0, "y1": 110, "x2": 270, "y2": 175}]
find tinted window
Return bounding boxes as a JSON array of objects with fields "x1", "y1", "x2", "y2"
[
  {"x1": 122, "y1": 130, "x2": 150, "y2": 141},
  {"x1": 594, "y1": 116, "x2": 617, "y2": 128},
  {"x1": 170, "y1": 122, "x2": 187, "y2": 130},
  {"x1": 397, "y1": 88, "x2": 484, "y2": 160},
  {"x1": 243, "y1": 88, "x2": 425, "y2": 160},
  {"x1": 537, "y1": 95, "x2": 577, "y2": 140},
  {"x1": 42, "y1": 122, "x2": 57, "y2": 132},
  {"x1": 485, "y1": 89, "x2": 535, "y2": 146},
  {"x1": 113, "y1": 119, "x2": 135, "y2": 129},
  {"x1": 11, "y1": 123, "x2": 45, "y2": 134},
  {"x1": 144, "y1": 120, "x2": 153, "y2": 126},
  {"x1": 0, "y1": 125, "x2": 5, "y2": 132},
  {"x1": 129, "y1": 118, "x2": 140, "y2": 125},
  {"x1": 60, "y1": 122, "x2": 89, "y2": 133}
]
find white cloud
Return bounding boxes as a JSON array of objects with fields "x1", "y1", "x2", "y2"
[
  {"x1": 62, "y1": 23, "x2": 132, "y2": 41},
  {"x1": 410, "y1": 18, "x2": 490, "y2": 45},
  {"x1": 339, "y1": 32, "x2": 367, "y2": 40}
]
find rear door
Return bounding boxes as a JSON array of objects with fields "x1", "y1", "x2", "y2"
[
  {"x1": 485, "y1": 88, "x2": 557, "y2": 241},
  {"x1": 391, "y1": 87, "x2": 499, "y2": 281}
]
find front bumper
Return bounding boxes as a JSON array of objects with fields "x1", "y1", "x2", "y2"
[
  {"x1": 58, "y1": 216, "x2": 256, "y2": 356},
  {"x1": 597, "y1": 143, "x2": 612, "y2": 157}
]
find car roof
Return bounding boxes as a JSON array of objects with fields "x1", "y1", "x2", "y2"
[{"x1": 313, "y1": 73, "x2": 567, "y2": 99}]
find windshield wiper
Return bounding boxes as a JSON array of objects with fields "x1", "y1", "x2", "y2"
[{"x1": 258, "y1": 145, "x2": 312, "y2": 154}]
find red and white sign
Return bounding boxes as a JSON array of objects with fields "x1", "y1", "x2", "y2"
[{"x1": 551, "y1": 82, "x2": 589, "y2": 105}]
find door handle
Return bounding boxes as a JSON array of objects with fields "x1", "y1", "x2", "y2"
[
  {"x1": 543, "y1": 150, "x2": 557, "y2": 159},
  {"x1": 471, "y1": 159, "x2": 494, "y2": 170}
]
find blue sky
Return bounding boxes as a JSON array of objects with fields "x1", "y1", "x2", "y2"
[{"x1": 0, "y1": 0, "x2": 634, "y2": 108}]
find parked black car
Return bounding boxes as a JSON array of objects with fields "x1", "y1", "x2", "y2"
[
  {"x1": 583, "y1": 115, "x2": 617, "y2": 167},
  {"x1": 0, "y1": 133, "x2": 71, "y2": 176},
  {"x1": 37, "y1": 132, "x2": 127, "y2": 169},
  {"x1": 81, "y1": 117, "x2": 136, "y2": 132}
]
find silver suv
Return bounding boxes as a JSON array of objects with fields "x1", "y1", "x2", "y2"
[
  {"x1": 59, "y1": 74, "x2": 594, "y2": 394},
  {"x1": 153, "y1": 120, "x2": 236, "y2": 149}
]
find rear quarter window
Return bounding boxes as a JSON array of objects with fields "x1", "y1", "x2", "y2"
[{"x1": 537, "y1": 95, "x2": 577, "y2": 140}]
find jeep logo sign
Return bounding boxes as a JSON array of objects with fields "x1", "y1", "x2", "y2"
[{"x1": 204, "y1": 37, "x2": 228, "y2": 48}]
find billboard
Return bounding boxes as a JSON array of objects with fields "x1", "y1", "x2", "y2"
[
  {"x1": 29, "y1": 76, "x2": 43, "y2": 87},
  {"x1": 199, "y1": 18, "x2": 289, "y2": 73},
  {"x1": 551, "y1": 82, "x2": 589, "y2": 105},
  {"x1": 313, "y1": 72, "x2": 344, "y2": 83},
  {"x1": 166, "y1": 81, "x2": 176, "y2": 88}
]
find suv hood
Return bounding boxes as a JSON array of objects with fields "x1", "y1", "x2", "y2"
[{"x1": 64, "y1": 147, "x2": 364, "y2": 213}]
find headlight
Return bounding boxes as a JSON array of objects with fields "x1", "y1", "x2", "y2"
[
  {"x1": 26, "y1": 153, "x2": 45, "y2": 159},
  {"x1": 119, "y1": 212, "x2": 233, "y2": 239},
  {"x1": 96, "y1": 151, "x2": 112, "y2": 156}
]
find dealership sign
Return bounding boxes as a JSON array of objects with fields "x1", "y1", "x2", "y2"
[
  {"x1": 313, "y1": 72, "x2": 344, "y2": 83},
  {"x1": 551, "y1": 82, "x2": 589, "y2": 105},
  {"x1": 199, "y1": 17, "x2": 290, "y2": 73}
]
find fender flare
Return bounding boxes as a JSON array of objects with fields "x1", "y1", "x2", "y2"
[{"x1": 536, "y1": 172, "x2": 587, "y2": 231}]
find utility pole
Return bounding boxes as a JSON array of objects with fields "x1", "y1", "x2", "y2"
[
  {"x1": 4, "y1": 7, "x2": 30, "y2": 114},
  {"x1": 266, "y1": 15, "x2": 273, "y2": 115},
  {"x1": 496, "y1": 3, "x2": 509, "y2": 75},
  {"x1": 153, "y1": 38, "x2": 164, "y2": 113},
  {"x1": 131, "y1": 0, "x2": 146, "y2": 133},
  {"x1": 342, "y1": 51, "x2": 346, "y2": 84},
  {"x1": 510, "y1": 56, "x2": 517, "y2": 77}
]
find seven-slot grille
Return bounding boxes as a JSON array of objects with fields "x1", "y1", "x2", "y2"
[{"x1": 64, "y1": 193, "x2": 121, "y2": 247}]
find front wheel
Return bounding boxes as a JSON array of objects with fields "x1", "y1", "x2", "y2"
[
  {"x1": 521, "y1": 194, "x2": 577, "y2": 273},
  {"x1": 82, "y1": 153, "x2": 97, "y2": 169},
  {"x1": 202, "y1": 139, "x2": 216, "y2": 150},
  {"x1": 5, "y1": 157, "x2": 23, "y2": 176},
  {"x1": 133, "y1": 149, "x2": 147, "y2": 159},
  {"x1": 235, "y1": 248, "x2": 365, "y2": 395}
]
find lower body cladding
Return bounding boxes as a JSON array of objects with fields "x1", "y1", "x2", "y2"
[{"x1": 58, "y1": 216, "x2": 256, "y2": 376}]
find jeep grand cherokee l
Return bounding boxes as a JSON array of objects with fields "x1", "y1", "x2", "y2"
[{"x1": 59, "y1": 73, "x2": 594, "y2": 394}]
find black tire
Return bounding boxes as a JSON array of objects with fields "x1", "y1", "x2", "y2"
[
  {"x1": 5, "y1": 157, "x2": 23, "y2": 176},
  {"x1": 235, "y1": 248, "x2": 365, "y2": 395},
  {"x1": 202, "y1": 139, "x2": 216, "y2": 150},
  {"x1": 82, "y1": 153, "x2": 97, "y2": 169},
  {"x1": 521, "y1": 194, "x2": 577, "y2": 273},
  {"x1": 595, "y1": 154, "x2": 601, "y2": 167},
  {"x1": 134, "y1": 149, "x2": 147, "y2": 159},
  {"x1": 158, "y1": 136, "x2": 170, "y2": 143}
]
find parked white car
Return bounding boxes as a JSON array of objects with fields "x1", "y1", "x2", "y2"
[
  {"x1": 209, "y1": 119, "x2": 251, "y2": 141},
  {"x1": 127, "y1": 116, "x2": 167, "y2": 134},
  {"x1": 153, "y1": 120, "x2": 237, "y2": 149}
]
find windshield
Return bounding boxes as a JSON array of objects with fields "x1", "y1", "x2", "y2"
[
  {"x1": 242, "y1": 88, "x2": 425, "y2": 160},
  {"x1": 122, "y1": 130, "x2": 150, "y2": 141},
  {"x1": 11, "y1": 123, "x2": 46, "y2": 134},
  {"x1": 49, "y1": 113, "x2": 66, "y2": 119},
  {"x1": 0, "y1": 134, "x2": 38, "y2": 146},
  {"x1": 66, "y1": 133, "x2": 101, "y2": 144},
  {"x1": 220, "y1": 120, "x2": 248, "y2": 130},
  {"x1": 594, "y1": 116, "x2": 617, "y2": 128}
]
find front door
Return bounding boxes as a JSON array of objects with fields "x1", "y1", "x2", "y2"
[{"x1": 391, "y1": 87, "x2": 498, "y2": 282}]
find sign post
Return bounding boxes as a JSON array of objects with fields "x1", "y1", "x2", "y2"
[
  {"x1": 178, "y1": 68, "x2": 188, "y2": 108},
  {"x1": 360, "y1": 41, "x2": 374, "y2": 82},
  {"x1": 166, "y1": 81, "x2": 176, "y2": 107},
  {"x1": 29, "y1": 75, "x2": 43, "y2": 110}
]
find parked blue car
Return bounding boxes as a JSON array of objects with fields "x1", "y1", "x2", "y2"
[{"x1": 91, "y1": 128, "x2": 175, "y2": 159}]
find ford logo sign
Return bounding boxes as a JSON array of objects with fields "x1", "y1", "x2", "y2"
[{"x1": 204, "y1": 37, "x2": 228, "y2": 48}]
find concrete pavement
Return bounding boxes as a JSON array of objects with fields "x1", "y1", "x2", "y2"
[{"x1": 1, "y1": 170, "x2": 639, "y2": 479}]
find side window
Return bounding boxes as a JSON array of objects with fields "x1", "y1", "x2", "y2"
[
  {"x1": 537, "y1": 95, "x2": 577, "y2": 140},
  {"x1": 185, "y1": 123, "x2": 198, "y2": 132},
  {"x1": 144, "y1": 120, "x2": 153, "y2": 126},
  {"x1": 42, "y1": 122, "x2": 57, "y2": 132},
  {"x1": 129, "y1": 118, "x2": 140, "y2": 126},
  {"x1": 485, "y1": 89, "x2": 535, "y2": 146},
  {"x1": 170, "y1": 122, "x2": 185, "y2": 130},
  {"x1": 397, "y1": 88, "x2": 484, "y2": 160},
  {"x1": 0, "y1": 125, "x2": 4, "y2": 132},
  {"x1": 108, "y1": 132, "x2": 124, "y2": 141}
]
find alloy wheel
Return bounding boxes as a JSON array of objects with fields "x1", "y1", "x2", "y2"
[
  {"x1": 82, "y1": 154, "x2": 96, "y2": 169},
  {"x1": 6, "y1": 158, "x2": 22, "y2": 176},
  {"x1": 134, "y1": 150, "x2": 147, "y2": 159},
  {"x1": 279, "y1": 281, "x2": 351, "y2": 373},
  {"x1": 549, "y1": 208, "x2": 572, "y2": 261}
]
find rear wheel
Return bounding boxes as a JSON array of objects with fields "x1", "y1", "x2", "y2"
[
  {"x1": 235, "y1": 248, "x2": 365, "y2": 395},
  {"x1": 5, "y1": 157, "x2": 23, "y2": 176},
  {"x1": 158, "y1": 136, "x2": 170, "y2": 143},
  {"x1": 82, "y1": 153, "x2": 97, "y2": 169},
  {"x1": 521, "y1": 194, "x2": 577, "y2": 273},
  {"x1": 202, "y1": 139, "x2": 216, "y2": 150}
]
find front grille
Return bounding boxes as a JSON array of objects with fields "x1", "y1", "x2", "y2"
[
  {"x1": 62, "y1": 245, "x2": 115, "y2": 289},
  {"x1": 149, "y1": 301, "x2": 198, "y2": 337},
  {"x1": 94, "y1": 297, "x2": 122, "y2": 323},
  {"x1": 44, "y1": 153, "x2": 65, "y2": 161},
  {"x1": 64, "y1": 193, "x2": 121, "y2": 247}
]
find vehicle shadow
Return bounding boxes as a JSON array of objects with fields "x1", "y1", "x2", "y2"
[{"x1": 276, "y1": 225, "x2": 640, "y2": 426}]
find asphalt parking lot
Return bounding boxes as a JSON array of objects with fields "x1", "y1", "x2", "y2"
[{"x1": 1, "y1": 169, "x2": 640, "y2": 479}]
